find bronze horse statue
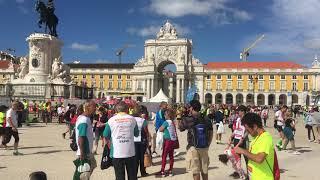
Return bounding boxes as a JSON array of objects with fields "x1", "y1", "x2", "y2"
[{"x1": 35, "y1": 0, "x2": 58, "y2": 37}]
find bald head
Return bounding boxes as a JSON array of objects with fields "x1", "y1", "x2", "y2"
[{"x1": 83, "y1": 100, "x2": 96, "y2": 116}]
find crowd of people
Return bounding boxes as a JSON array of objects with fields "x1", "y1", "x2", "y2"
[{"x1": 1, "y1": 97, "x2": 320, "y2": 180}]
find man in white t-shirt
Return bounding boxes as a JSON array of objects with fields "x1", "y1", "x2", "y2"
[
  {"x1": 2, "y1": 102, "x2": 20, "y2": 155},
  {"x1": 74, "y1": 100, "x2": 97, "y2": 180},
  {"x1": 275, "y1": 105, "x2": 288, "y2": 149},
  {"x1": 103, "y1": 101, "x2": 139, "y2": 180}
]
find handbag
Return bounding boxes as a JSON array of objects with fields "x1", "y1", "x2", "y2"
[
  {"x1": 100, "y1": 145, "x2": 113, "y2": 170},
  {"x1": 173, "y1": 139, "x2": 180, "y2": 149},
  {"x1": 217, "y1": 121, "x2": 225, "y2": 134},
  {"x1": 173, "y1": 121, "x2": 179, "y2": 149},
  {"x1": 144, "y1": 148, "x2": 152, "y2": 167}
]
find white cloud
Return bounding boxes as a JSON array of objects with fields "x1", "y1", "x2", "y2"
[
  {"x1": 128, "y1": 8, "x2": 135, "y2": 14},
  {"x1": 95, "y1": 59, "x2": 111, "y2": 63},
  {"x1": 127, "y1": 23, "x2": 191, "y2": 37},
  {"x1": 18, "y1": 6, "x2": 28, "y2": 14},
  {"x1": 70, "y1": 43, "x2": 99, "y2": 52},
  {"x1": 147, "y1": 0, "x2": 252, "y2": 24},
  {"x1": 245, "y1": 0, "x2": 320, "y2": 62}
]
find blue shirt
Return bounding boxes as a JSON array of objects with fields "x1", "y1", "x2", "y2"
[{"x1": 155, "y1": 110, "x2": 165, "y2": 131}]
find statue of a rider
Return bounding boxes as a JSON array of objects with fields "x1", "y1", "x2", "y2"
[{"x1": 35, "y1": 0, "x2": 59, "y2": 37}]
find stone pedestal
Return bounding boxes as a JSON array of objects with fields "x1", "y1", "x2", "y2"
[
  {"x1": 10, "y1": 33, "x2": 72, "y2": 100},
  {"x1": 24, "y1": 33, "x2": 63, "y2": 83}
]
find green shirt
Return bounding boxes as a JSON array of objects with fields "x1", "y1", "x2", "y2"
[
  {"x1": 248, "y1": 131, "x2": 274, "y2": 180},
  {"x1": 161, "y1": 120, "x2": 177, "y2": 141},
  {"x1": 77, "y1": 123, "x2": 90, "y2": 155},
  {"x1": 0, "y1": 112, "x2": 5, "y2": 127}
]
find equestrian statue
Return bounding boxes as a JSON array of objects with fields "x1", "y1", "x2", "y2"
[{"x1": 35, "y1": 0, "x2": 59, "y2": 37}]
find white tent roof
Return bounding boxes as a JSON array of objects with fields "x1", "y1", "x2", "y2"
[{"x1": 149, "y1": 89, "x2": 170, "y2": 102}]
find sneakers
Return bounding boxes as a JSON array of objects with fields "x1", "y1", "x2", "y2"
[
  {"x1": 292, "y1": 151, "x2": 301, "y2": 155},
  {"x1": 174, "y1": 151, "x2": 180, "y2": 157},
  {"x1": 156, "y1": 171, "x2": 165, "y2": 177},
  {"x1": 152, "y1": 152, "x2": 158, "y2": 158},
  {"x1": 308, "y1": 139, "x2": 314, "y2": 142},
  {"x1": 13, "y1": 151, "x2": 23, "y2": 156},
  {"x1": 168, "y1": 170, "x2": 173, "y2": 177},
  {"x1": 276, "y1": 144, "x2": 282, "y2": 151},
  {"x1": 141, "y1": 172, "x2": 149, "y2": 177}
]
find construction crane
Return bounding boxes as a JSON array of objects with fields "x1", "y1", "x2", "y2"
[
  {"x1": 116, "y1": 44, "x2": 132, "y2": 64},
  {"x1": 240, "y1": 34, "x2": 265, "y2": 62}
]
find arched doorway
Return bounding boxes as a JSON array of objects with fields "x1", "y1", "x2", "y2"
[
  {"x1": 268, "y1": 94, "x2": 275, "y2": 105},
  {"x1": 205, "y1": 93, "x2": 212, "y2": 104},
  {"x1": 246, "y1": 94, "x2": 254, "y2": 105},
  {"x1": 279, "y1": 94, "x2": 287, "y2": 105},
  {"x1": 157, "y1": 61, "x2": 177, "y2": 102},
  {"x1": 215, "y1": 93, "x2": 223, "y2": 104},
  {"x1": 257, "y1": 94, "x2": 265, "y2": 106},
  {"x1": 306, "y1": 95, "x2": 310, "y2": 106},
  {"x1": 226, "y1": 93, "x2": 233, "y2": 104},
  {"x1": 193, "y1": 93, "x2": 200, "y2": 101},
  {"x1": 236, "y1": 94, "x2": 244, "y2": 105},
  {"x1": 292, "y1": 94, "x2": 298, "y2": 104}
]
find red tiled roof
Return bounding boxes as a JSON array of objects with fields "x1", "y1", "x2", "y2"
[
  {"x1": 204, "y1": 62, "x2": 304, "y2": 69},
  {"x1": 0, "y1": 60, "x2": 11, "y2": 69},
  {"x1": 0, "y1": 60, "x2": 19, "y2": 69}
]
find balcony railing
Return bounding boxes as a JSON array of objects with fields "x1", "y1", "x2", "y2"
[
  {"x1": 236, "y1": 89, "x2": 243, "y2": 92},
  {"x1": 137, "y1": 88, "x2": 143, "y2": 91}
]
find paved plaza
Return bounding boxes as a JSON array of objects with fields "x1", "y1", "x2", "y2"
[{"x1": 0, "y1": 112, "x2": 319, "y2": 180}]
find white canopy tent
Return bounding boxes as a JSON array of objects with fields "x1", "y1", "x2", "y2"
[{"x1": 149, "y1": 89, "x2": 170, "y2": 103}]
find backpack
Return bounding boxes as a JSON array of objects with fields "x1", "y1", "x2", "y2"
[
  {"x1": 193, "y1": 122, "x2": 209, "y2": 148},
  {"x1": 266, "y1": 149, "x2": 280, "y2": 180}
]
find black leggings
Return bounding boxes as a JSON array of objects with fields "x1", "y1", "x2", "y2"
[
  {"x1": 2, "y1": 127, "x2": 19, "y2": 145},
  {"x1": 306, "y1": 125, "x2": 315, "y2": 140}
]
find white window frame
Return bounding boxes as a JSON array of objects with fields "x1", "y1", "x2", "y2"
[
  {"x1": 269, "y1": 81, "x2": 275, "y2": 90},
  {"x1": 206, "y1": 82, "x2": 211, "y2": 90},
  {"x1": 237, "y1": 81, "x2": 242, "y2": 89},
  {"x1": 217, "y1": 82, "x2": 221, "y2": 90}
]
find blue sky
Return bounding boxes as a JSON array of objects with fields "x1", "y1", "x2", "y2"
[{"x1": 1, "y1": 0, "x2": 320, "y2": 66}]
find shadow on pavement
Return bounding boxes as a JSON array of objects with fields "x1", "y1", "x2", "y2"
[
  {"x1": 208, "y1": 166, "x2": 219, "y2": 170},
  {"x1": 295, "y1": 146, "x2": 311, "y2": 150},
  {"x1": 0, "y1": 167, "x2": 6, "y2": 169},
  {"x1": 152, "y1": 157, "x2": 185, "y2": 166},
  {"x1": 297, "y1": 149, "x2": 312, "y2": 153},
  {"x1": 19, "y1": 146, "x2": 53, "y2": 150}
]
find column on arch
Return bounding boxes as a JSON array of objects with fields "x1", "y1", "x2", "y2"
[{"x1": 176, "y1": 78, "x2": 181, "y2": 103}]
